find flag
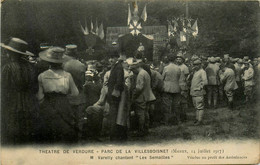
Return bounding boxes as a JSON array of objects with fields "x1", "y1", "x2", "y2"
[
  {"x1": 98, "y1": 22, "x2": 105, "y2": 40},
  {"x1": 84, "y1": 19, "x2": 89, "y2": 34},
  {"x1": 191, "y1": 20, "x2": 198, "y2": 37},
  {"x1": 127, "y1": 4, "x2": 132, "y2": 25},
  {"x1": 79, "y1": 21, "x2": 88, "y2": 35},
  {"x1": 173, "y1": 20, "x2": 178, "y2": 32},
  {"x1": 90, "y1": 19, "x2": 94, "y2": 33},
  {"x1": 168, "y1": 23, "x2": 174, "y2": 37},
  {"x1": 141, "y1": 4, "x2": 147, "y2": 22},
  {"x1": 95, "y1": 19, "x2": 99, "y2": 34},
  {"x1": 180, "y1": 31, "x2": 186, "y2": 42}
]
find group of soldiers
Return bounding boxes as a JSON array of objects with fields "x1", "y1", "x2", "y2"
[{"x1": 1, "y1": 37, "x2": 260, "y2": 144}]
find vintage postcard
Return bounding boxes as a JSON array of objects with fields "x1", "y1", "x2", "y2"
[{"x1": 1, "y1": 0, "x2": 260, "y2": 164}]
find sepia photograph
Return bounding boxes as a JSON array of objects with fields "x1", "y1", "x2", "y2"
[{"x1": 0, "y1": 0, "x2": 260, "y2": 164}]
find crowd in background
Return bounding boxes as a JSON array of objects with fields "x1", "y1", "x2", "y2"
[{"x1": 1, "y1": 37, "x2": 260, "y2": 144}]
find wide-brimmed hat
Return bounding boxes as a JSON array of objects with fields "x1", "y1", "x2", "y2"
[
  {"x1": 39, "y1": 47, "x2": 69, "y2": 63},
  {"x1": 64, "y1": 44, "x2": 77, "y2": 56},
  {"x1": 1, "y1": 37, "x2": 34, "y2": 56}
]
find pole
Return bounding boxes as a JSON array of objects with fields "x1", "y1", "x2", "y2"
[
  {"x1": 186, "y1": 1, "x2": 189, "y2": 19},
  {"x1": 185, "y1": 1, "x2": 189, "y2": 48}
]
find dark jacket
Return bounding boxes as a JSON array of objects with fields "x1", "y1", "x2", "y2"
[{"x1": 107, "y1": 60, "x2": 125, "y2": 101}]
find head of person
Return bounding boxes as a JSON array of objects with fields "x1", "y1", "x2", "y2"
[
  {"x1": 118, "y1": 52, "x2": 127, "y2": 61},
  {"x1": 130, "y1": 61, "x2": 141, "y2": 75},
  {"x1": 223, "y1": 54, "x2": 230, "y2": 63},
  {"x1": 64, "y1": 44, "x2": 78, "y2": 58},
  {"x1": 192, "y1": 59, "x2": 202, "y2": 71},
  {"x1": 162, "y1": 55, "x2": 169, "y2": 64},
  {"x1": 39, "y1": 46, "x2": 69, "y2": 69},
  {"x1": 85, "y1": 70, "x2": 94, "y2": 82},
  {"x1": 208, "y1": 57, "x2": 216, "y2": 64},
  {"x1": 176, "y1": 51, "x2": 184, "y2": 65},
  {"x1": 243, "y1": 60, "x2": 249, "y2": 69},
  {"x1": 237, "y1": 59, "x2": 243, "y2": 66},
  {"x1": 219, "y1": 63, "x2": 227, "y2": 72},
  {"x1": 1, "y1": 37, "x2": 35, "y2": 61},
  {"x1": 167, "y1": 53, "x2": 176, "y2": 63},
  {"x1": 215, "y1": 57, "x2": 221, "y2": 63},
  {"x1": 108, "y1": 51, "x2": 119, "y2": 65},
  {"x1": 243, "y1": 56, "x2": 249, "y2": 62}
]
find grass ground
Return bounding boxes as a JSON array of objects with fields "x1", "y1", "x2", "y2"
[
  {"x1": 127, "y1": 103, "x2": 260, "y2": 144},
  {"x1": 93, "y1": 101, "x2": 260, "y2": 145}
]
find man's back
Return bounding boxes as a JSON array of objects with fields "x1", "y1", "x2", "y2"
[
  {"x1": 135, "y1": 69, "x2": 155, "y2": 102},
  {"x1": 162, "y1": 63, "x2": 181, "y2": 93}
]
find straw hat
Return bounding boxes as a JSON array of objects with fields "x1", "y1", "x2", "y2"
[
  {"x1": 39, "y1": 47, "x2": 69, "y2": 63},
  {"x1": 1, "y1": 37, "x2": 34, "y2": 56}
]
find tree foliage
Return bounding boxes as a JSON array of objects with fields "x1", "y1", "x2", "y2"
[{"x1": 1, "y1": 0, "x2": 259, "y2": 57}]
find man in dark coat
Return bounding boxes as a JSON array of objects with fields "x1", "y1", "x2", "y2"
[{"x1": 107, "y1": 51, "x2": 125, "y2": 141}]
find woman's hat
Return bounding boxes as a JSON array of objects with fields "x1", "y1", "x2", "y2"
[
  {"x1": 1, "y1": 37, "x2": 34, "y2": 56},
  {"x1": 39, "y1": 47, "x2": 69, "y2": 63}
]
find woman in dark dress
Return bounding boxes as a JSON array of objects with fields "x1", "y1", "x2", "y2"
[
  {"x1": 1, "y1": 38, "x2": 39, "y2": 145},
  {"x1": 36, "y1": 47, "x2": 79, "y2": 143}
]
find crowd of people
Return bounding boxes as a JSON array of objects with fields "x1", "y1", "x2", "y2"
[{"x1": 1, "y1": 37, "x2": 260, "y2": 144}]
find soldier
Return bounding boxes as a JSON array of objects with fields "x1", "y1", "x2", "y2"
[
  {"x1": 219, "y1": 64, "x2": 238, "y2": 110},
  {"x1": 63, "y1": 45, "x2": 87, "y2": 139},
  {"x1": 175, "y1": 52, "x2": 189, "y2": 121},
  {"x1": 161, "y1": 53, "x2": 186, "y2": 125},
  {"x1": 190, "y1": 59, "x2": 208, "y2": 125},
  {"x1": 205, "y1": 57, "x2": 220, "y2": 109},
  {"x1": 130, "y1": 61, "x2": 156, "y2": 136},
  {"x1": 234, "y1": 59, "x2": 243, "y2": 101},
  {"x1": 241, "y1": 61, "x2": 254, "y2": 104}
]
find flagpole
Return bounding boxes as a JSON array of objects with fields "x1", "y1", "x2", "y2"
[
  {"x1": 185, "y1": 1, "x2": 189, "y2": 48},
  {"x1": 186, "y1": 1, "x2": 189, "y2": 19}
]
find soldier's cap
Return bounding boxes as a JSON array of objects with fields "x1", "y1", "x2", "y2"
[
  {"x1": 85, "y1": 70, "x2": 94, "y2": 77},
  {"x1": 193, "y1": 59, "x2": 202, "y2": 65},
  {"x1": 201, "y1": 55, "x2": 208, "y2": 60},
  {"x1": 243, "y1": 56, "x2": 249, "y2": 61},
  {"x1": 243, "y1": 60, "x2": 249, "y2": 64},
  {"x1": 176, "y1": 52, "x2": 185, "y2": 60},
  {"x1": 191, "y1": 55, "x2": 199, "y2": 61},
  {"x1": 223, "y1": 54, "x2": 229, "y2": 59},
  {"x1": 208, "y1": 57, "x2": 216, "y2": 63},
  {"x1": 64, "y1": 44, "x2": 77, "y2": 56},
  {"x1": 237, "y1": 59, "x2": 243, "y2": 64},
  {"x1": 129, "y1": 60, "x2": 142, "y2": 70}
]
